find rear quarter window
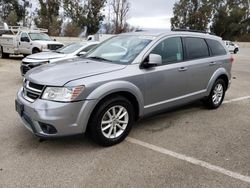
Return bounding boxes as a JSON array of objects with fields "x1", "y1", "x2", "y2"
[
  {"x1": 185, "y1": 37, "x2": 209, "y2": 60},
  {"x1": 206, "y1": 39, "x2": 227, "y2": 56}
]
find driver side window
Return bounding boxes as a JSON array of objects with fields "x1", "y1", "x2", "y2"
[
  {"x1": 21, "y1": 33, "x2": 29, "y2": 42},
  {"x1": 151, "y1": 37, "x2": 183, "y2": 65}
]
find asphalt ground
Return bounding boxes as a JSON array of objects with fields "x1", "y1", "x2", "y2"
[{"x1": 0, "y1": 49, "x2": 249, "y2": 188}]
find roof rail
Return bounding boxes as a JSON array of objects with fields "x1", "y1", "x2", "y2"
[
  {"x1": 171, "y1": 28, "x2": 215, "y2": 35},
  {"x1": 0, "y1": 25, "x2": 48, "y2": 33}
]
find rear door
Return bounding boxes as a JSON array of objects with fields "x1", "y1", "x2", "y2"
[{"x1": 183, "y1": 37, "x2": 226, "y2": 93}]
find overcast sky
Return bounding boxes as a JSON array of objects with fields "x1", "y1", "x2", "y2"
[
  {"x1": 126, "y1": 0, "x2": 177, "y2": 29},
  {"x1": 29, "y1": 0, "x2": 176, "y2": 29}
]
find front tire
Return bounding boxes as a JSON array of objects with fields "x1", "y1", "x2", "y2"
[
  {"x1": 89, "y1": 96, "x2": 135, "y2": 146},
  {"x1": 204, "y1": 79, "x2": 226, "y2": 109}
]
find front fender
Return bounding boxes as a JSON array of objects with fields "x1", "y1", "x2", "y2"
[
  {"x1": 86, "y1": 81, "x2": 144, "y2": 117},
  {"x1": 206, "y1": 67, "x2": 230, "y2": 96}
]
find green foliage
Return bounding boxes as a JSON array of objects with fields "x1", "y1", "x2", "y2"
[
  {"x1": 63, "y1": 0, "x2": 106, "y2": 35},
  {"x1": 171, "y1": 0, "x2": 250, "y2": 40},
  {"x1": 35, "y1": 0, "x2": 62, "y2": 36},
  {"x1": 0, "y1": 0, "x2": 29, "y2": 25},
  {"x1": 171, "y1": 0, "x2": 214, "y2": 30},
  {"x1": 210, "y1": 0, "x2": 250, "y2": 40}
]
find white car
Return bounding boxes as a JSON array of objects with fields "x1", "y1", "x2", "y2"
[
  {"x1": 223, "y1": 40, "x2": 239, "y2": 54},
  {"x1": 20, "y1": 41, "x2": 99, "y2": 75}
]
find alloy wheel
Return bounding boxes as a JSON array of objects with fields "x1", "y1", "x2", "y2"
[{"x1": 101, "y1": 105, "x2": 129, "y2": 139}]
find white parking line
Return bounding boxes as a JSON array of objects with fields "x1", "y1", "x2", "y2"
[
  {"x1": 223, "y1": 96, "x2": 250, "y2": 104},
  {"x1": 127, "y1": 137, "x2": 250, "y2": 184}
]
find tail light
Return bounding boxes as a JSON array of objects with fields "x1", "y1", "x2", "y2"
[{"x1": 230, "y1": 55, "x2": 234, "y2": 63}]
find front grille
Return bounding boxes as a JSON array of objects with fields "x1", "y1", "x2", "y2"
[
  {"x1": 23, "y1": 80, "x2": 45, "y2": 102},
  {"x1": 47, "y1": 44, "x2": 63, "y2": 51},
  {"x1": 21, "y1": 63, "x2": 42, "y2": 75},
  {"x1": 21, "y1": 65, "x2": 30, "y2": 75}
]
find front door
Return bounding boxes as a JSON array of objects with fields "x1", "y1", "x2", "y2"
[
  {"x1": 143, "y1": 37, "x2": 189, "y2": 112},
  {"x1": 19, "y1": 32, "x2": 31, "y2": 54}
]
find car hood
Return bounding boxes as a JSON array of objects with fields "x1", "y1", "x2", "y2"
[
  {"x1": 25, "y1": 52, "x2": 67, "y2": 60},
  {"x1": 25, "y1": 58, "x2": 127, "y2": 86},
  {"x1": 32, "y1": 40, "x2": 63, "y2": 45}
]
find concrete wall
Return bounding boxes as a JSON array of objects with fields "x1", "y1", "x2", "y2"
[
  {"x1": 237, "y1": 42, "x2": 250, "y2": 48},
  {"x1": 54, "y1": 37, "x2": 86, "y2": 45}
]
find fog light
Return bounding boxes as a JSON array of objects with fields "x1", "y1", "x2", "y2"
[{"x1": 39, "y1": 122, "x2": 57, "y2": 134}]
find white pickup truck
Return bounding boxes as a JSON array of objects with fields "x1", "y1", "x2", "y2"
[{"x1": 0, "y1": 25, "x2": 64, "y2": 58}]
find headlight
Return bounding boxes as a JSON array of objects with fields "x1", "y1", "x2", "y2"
[{"x1": 42, "y1": 86, "x2": 85, "y2": 102}]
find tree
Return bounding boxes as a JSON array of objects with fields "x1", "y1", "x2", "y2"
[
  {"x1": 63, "y1": 22, "x2": 82, "y2": 37},
  {"x1": 35, "y1": 0, "x2": 62, "y2": 36},
  {"x1": 103, "y1": 0, "x2": 133, "y2": 34},
  {"x1": 210, "y1": 0, "x2": 250, "y2": 40},
  {"x1": 0, "y1": 0, "x2": 27, "y2": 25},
  {"x1": 111, "y1": 0, "x2": 130, "y2": 33},
  {"x1": 63, "y1": 0, "x2": 106, "y2": 35},
  {"x1": 171, "y1": 0, "x2": 213, "y2": 31},
  {"x1": 19, "y1": 0, "x2": 31, "y2": 26},
  {"x1": 86, "y1": 0, "x2": 106, "y2": 34}
]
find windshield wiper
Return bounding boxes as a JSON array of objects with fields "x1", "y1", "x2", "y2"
[{"x1": 87, "y1": 56, "x2": 113, "y2": 62}]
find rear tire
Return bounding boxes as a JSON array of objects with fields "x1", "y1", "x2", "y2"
[
  {"x1": 234, "y1": 48, "x2": 238, "y2": 54},
  {"x1": 89, "y1": 96, "x2": 135, "y2": 146},
  {"x1": 32, "y1": 48, "x2": 40, "y2": 54},
  {"x1": 204, "y1": 79, "x2": 226, "y2": 109},
  {"x1": 0, "y1": 47, "x2": 9, "y2": 58}
]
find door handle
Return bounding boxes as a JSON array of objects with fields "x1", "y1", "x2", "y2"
[
  {"x1": 209, "y1": 62, "x2": 217, "y2": 66},
  {"x1": 178, "y1": 67, "x2": 188, "y2": 72}
]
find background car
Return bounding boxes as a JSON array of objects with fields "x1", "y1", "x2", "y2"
[
  {"x1": 223, "y1": 40, "x2": 239, "y2": 54},
  {"x1": 20, "y1": 41, "x2": 99, "y2": 75}
]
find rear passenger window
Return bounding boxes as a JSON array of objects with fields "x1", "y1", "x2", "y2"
[
  {"x1": 151, "y1": 37, "x2": 183, "y2": 64},
  {"x1": 185, "y1": 38, "x2": 209, "y2": 60},
  {"x1": 206, "y1": 39, "x2": 227, "y2": 56}
]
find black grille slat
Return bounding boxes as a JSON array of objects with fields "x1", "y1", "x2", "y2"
[
  {"x1": 23, "y1": 80, "x2": 45, "y2": 102},
  {"x1": 48, "y1": 44, "x2": 63, "y2": 51},
  {"x1": 29, "y1": 82, "x2": 44, "y2": 91},
  {"x1": 27, "y1": 92, "x2": 39, "y2": 100}
]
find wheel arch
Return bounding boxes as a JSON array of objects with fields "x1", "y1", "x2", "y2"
[
  {"x1": 77, "y1": 81, "x2": 144, "y2": 133},
  {"x1": 32, "y1": 47, "x2": 40, "y2": 54},
  {"x1": 206, "y1": 68, "x2": 230, "y2": 95}
]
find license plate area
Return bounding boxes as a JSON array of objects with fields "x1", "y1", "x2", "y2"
[{"x1": 15, "y1": 100, "x2": 24, "y2": 116}]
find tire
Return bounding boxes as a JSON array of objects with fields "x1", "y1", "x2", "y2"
[
  {"x1": 89, "y1": 96, "x2": 135, "y2": 146},
  {"x1": 32, "y1": 48, "x2": 40, "y2": 54},
  {"x1": 204, "y1": 79, "x2": 226, "y2": 109},
  {"x1": 0, "y1": 47, "x2": 9, "y2": 59},
  {"x1": 234, "y1": 48, "x2": 238, "y2": 54}
]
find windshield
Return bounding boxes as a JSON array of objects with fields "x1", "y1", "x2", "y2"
[
  {"x1": 29, "y1": 33, "x2": 52, "y2": 41},
  {"x1": 56, "y1": 43, "x2": 84, "y2": 54},
  {"x1": 86, "y1": 35, "x2": 152, "y2": 64}
]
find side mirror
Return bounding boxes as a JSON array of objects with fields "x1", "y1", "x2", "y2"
[
  {"x1": 77, "y1": 51, "x2": 86, "y2": 56},
  {"x1": 148, "y1": 54, "x2": 162, "y2": 66}
]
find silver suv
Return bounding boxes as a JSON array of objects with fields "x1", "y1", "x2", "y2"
[{"x1": 15, "y1": 31, "x2": 232, "y2": 146}]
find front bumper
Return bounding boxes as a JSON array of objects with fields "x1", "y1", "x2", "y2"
[{"x1": 16, "y1": 89, "x2": 96, "y2": 138}]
